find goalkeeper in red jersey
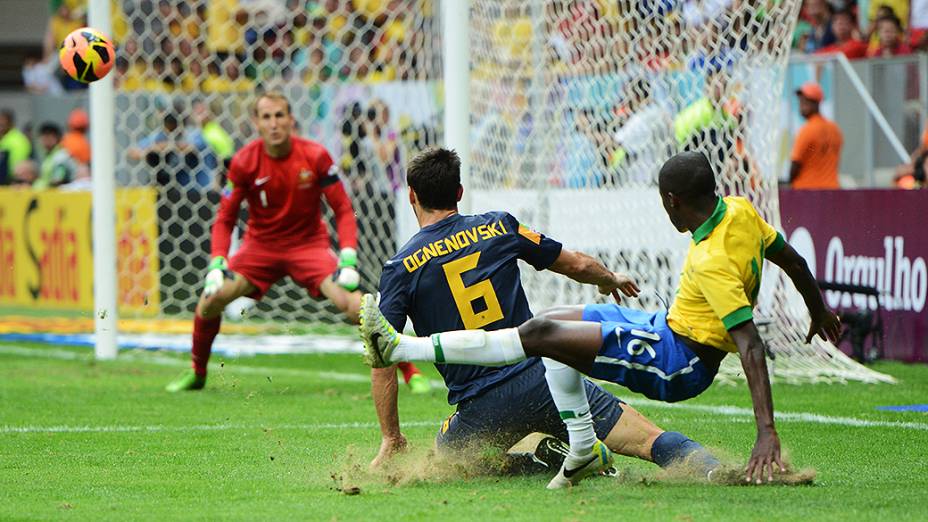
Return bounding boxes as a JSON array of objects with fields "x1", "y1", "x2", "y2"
[{"x1": 167, "y1": 91, "x2": 427, "y2": 392}]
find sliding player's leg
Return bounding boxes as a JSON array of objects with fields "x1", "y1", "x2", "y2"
[
  {"x1": 601, "y1": 402, "x2": 720, "y2": 479},
  {"x1": 433, "y1": 360, "x2": 617, "y2": 480},
  {"x1": 542, "y1": 358, "x2": 613, "y2": 489},
  {"x1": 361, "y1": 295, "x2": 715, "y2": 403},
  {"x1": 434, "y1": 360, "x2": 717, "y2": 486},
  {"x1": 359, "y1": 293, "x2": 601, "y2": 371}
]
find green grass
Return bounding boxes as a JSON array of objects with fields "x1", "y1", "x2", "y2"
[{"x1": 1, "y1": 341, "x2": 927, "y2": 521}]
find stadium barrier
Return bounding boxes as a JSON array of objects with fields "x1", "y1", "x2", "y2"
[
  {"x1": 779, "y1": 188, "x2": 928, "y2": 362},
  {"x1": 0, "y1": 187, "x2": 159, "y2": 315}
]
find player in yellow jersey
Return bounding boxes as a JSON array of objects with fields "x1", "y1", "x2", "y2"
[{"x1": 360, "y1": 151, "x2": 841, "y2": 486}]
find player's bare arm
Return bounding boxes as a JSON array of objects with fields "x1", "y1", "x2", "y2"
[
  {"x1": 370, "y1": 365, "x2": 407, "y2": 467},
  {"x1": 548, "y1": 248, "x2": 640, "y2": 298},
  {"x1": 765, "y1": 243, "x2": 841, "y2": 343},
  {"x1": 729, "y1": 321, "x2": 785, "y2": 483}
]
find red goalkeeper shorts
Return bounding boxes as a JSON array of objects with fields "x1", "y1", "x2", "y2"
[{"x1": 228, "y1": 240, "x2": 338, "y2": 300}]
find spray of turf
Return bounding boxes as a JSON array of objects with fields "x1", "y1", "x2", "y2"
[
  {"x1": 330, "y1": 440, "x2": 815, "y2": 495},
  {"x1": 620, "y1": 446, "x2": 816, "y2": 487}
]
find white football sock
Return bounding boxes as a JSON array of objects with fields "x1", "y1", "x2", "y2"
[
  {"x1": 542, "y1": 358, "x2": 597, "y2": 467},
  {"x1": 390, "y1": 328, "x2": 526, "y2": 366}
]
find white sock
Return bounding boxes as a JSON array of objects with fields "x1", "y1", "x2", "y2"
[
  {"x1": 542, "y1": 358, "x2": 597, "y2": 467},
  {"x1": 389, "y1": 328, "x2": 526, "y2": 366}
]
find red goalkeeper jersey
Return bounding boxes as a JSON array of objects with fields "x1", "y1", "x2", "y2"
[{"x1": 210, "y1": 137, "x2": 358, "y2": 258}]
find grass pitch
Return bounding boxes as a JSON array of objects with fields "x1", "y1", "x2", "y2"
[{"x1": 1, "y1": 341, "x2": 926, "y2": 521}]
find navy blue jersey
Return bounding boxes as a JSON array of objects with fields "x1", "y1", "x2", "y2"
[{"x1": 378, "y1": 211, "x2": 563, "y2": 404}]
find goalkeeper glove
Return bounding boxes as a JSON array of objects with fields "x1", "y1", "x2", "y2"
[
  {"x1": 203, "y1": 256, "x2": 228, "y2": 298},
  {"x1": 335, "y1": 247, "x2": 359, "y2": 291}
]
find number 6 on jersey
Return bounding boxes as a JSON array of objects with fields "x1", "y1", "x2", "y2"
[{"x1": 442, "y1": 252, "x2": 504, "y2": 329}]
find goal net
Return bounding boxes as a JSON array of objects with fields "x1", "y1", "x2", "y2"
[
  {"x1": 112, "y1": 0, "x2": 442, "y2": 335},
  {"x1": 465, "y1": 0, "x2": 893, "y2": 383}
]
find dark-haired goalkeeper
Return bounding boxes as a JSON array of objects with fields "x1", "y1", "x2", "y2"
[
  {"x1": 362, "y1": 150, "x2": 841, "y2": 485},
  {"x1": 365, "y1": 147, "x2": 720, "y2": 489}
]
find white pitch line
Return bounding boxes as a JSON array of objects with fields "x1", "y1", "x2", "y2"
[
  {"x1": 0, "y1": 344, "x2": 372, "y2": 384},
  {"x1": 3, "y1": 344, "x2": 926, "y2": 432},
  {"x1": 0, "y1": 420, "x2": 437, "y2": 435},
  {"x1": 620, "y1": 397, "x2": 928, "y2": 431}
]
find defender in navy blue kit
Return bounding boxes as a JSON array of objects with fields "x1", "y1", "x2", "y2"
[
  {"x1": 368, "y1": 148, "x2": 717, "y2": 479},
  {"x1": 378, "y1": 209, "x2": 624, "y2": 449}
]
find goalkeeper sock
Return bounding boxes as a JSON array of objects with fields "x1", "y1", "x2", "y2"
[
  {"x1": 650, "y1": 431, "x2": 720, "y2": 476},
  {"x1": 191, "y1": 314, "x2": 221, "y2": 377},
  {"x1": 542, "y1": 358, "x2": 597, "y2": 467},
  {"x1": 391, "y1": 328, "x2": 526, "y2": 366},
  {"x1": 397, "y1": 362, "x2": 419, "y2": 384}
]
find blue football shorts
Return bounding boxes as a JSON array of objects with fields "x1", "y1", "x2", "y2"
[{"x1": 582, "y1": 304, "x2": 717, "y2": 403}]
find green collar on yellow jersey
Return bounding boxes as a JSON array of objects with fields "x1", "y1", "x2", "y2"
[{"x1": 691, "y1": 197, "x2": 727, "y2": 244}]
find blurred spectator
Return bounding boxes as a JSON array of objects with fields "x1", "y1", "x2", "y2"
[
  {"x1": 912, "y1": 0, "x2": 928, "y2": 48},
  {"x1": 60, "y1": 163, "x2": 92, "y2": 191},
  {"x1": 866, "y1": 1, "x2": 910, "y2": 34},
  {"x1": 674, "y1": 69, "x2": 739, "y2": 167},
  {"x1": 790, "y1": 82, "x2": 843, "y2": 190},
  {"x1": 559, "y1": 107, "x2": 609, "y2": 188},
  {"x1": 206, "y1": 0, "x2": 245, "y2": 60},
  {"x1": 44, "y1": 4, "x2": 87, "y2": 91},
  {"x1": 185, "y1": 101, "x2": 234, "y2": 189},
  {"x1": 894, "y1": 118, "x2": 928, "y2": 188},
  {"x1": 22, "y1": 52, "x2": 64, "y2": 96},
  {"x1": 612, "y1": 78, "x2": 674, "y2": 185},
  {"x1": 192, "y1": 101, "x2": 234, "y2": 166},
  {"x1": 363, "y1": 99, "x2": 403, "y2": 191},
  {"x1": 60, "y1": 108, "x2": 91, "y2": 165},
  {"x1": 356, "y1": 98, "x2": 402, "y2": 287},
  {"x1": 34, "y1": 122, "x2": 78, "y2": 190},
  {"x1": 867, "y1": 15, "x2": 914, "y2": 56},
  {"x1": 43, "y1": 3, "x2": 83, "y2": 60},
  {"x1": 815, "y1": 9, "x2": 868, "y2": 59},
  {"x1": 799, "y1": 0, "x2": 836, "y2": 53},
  {"x1": 0, "y1": 109, "x2": 32, "y2": 185},
  {"x1": 11, "y1": 160, "x2": 39, "y2": 187},
  {"x1": 202, "y1": 58, "x2": 254, "y2": 93},
  {"x1": 127, "y1": 113, "x2": 182, "y2": 186}
]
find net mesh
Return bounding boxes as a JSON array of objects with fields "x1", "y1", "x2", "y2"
[
  {"x1": 467, "y1": 0, "x2": 893, "y2": 384},
  {"x1": 111, "y1": 0, "x2": 891, "y2": 383},
  {"x1": 112, "y1": 0, "x2": 442, "y2": 330}
]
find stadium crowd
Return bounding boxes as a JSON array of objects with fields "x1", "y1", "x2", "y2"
[{"x1": 2, "y1": 0, "x2": 928, "y2": 195}]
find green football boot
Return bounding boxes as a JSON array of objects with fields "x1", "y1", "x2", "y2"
[{"x1": 165, "y1": 370, "x2": 206, "y2": 392}]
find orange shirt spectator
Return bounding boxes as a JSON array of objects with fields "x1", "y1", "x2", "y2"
[
  {"x1": 790, "y1": 82, "x2": 843, "y2": 190},
  {"x1": 60, "y1": 108, "x2": 90, "y2": 165}
]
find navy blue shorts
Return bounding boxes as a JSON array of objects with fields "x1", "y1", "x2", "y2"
[
  {"x1": 435, "y1": 358, "x2": 624, "y2": 451},
  {"x1": 583, "y1": 304, "x2": 716, "y2": 403}
]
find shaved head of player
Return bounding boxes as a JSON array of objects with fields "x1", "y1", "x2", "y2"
[{"x1": 658, "y1": 150, "x2": 718, "y2": 234}]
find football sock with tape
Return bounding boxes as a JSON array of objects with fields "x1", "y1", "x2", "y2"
[
  {"x1": 651, "y1": 431, "x2": 720, "y2": 474},
  {"x1": 391, "y1": 328, "x2": 525, "y2": 366},
  {"x1": 543, "y1": 358, "x2": 597, "y2": 467},
  {"x1": 191, "y1": 314, "x2": 221, "y2": 377}
]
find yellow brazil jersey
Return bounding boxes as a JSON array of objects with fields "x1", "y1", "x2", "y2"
[{"x1": 667, "y1": 196, "x2": 785, "y2": 353}]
